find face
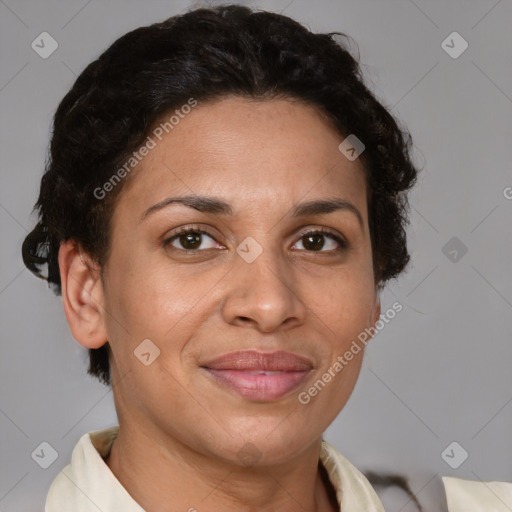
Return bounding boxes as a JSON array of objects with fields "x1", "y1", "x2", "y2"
[{"x1": 95, "y1": 96, "x2": 380, "y2": 465}]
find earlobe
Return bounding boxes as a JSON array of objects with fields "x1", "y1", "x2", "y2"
[
  {"x1": 58, "y1": 240, "x2": 108, "y2": 349},
  {"x1": 370, "y1": 291, "x2": 381, "y2": 328}
]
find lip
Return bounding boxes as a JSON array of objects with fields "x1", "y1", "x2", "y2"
[{"x1": 201, "y1": 350, "x2": 313, "y2": 401}]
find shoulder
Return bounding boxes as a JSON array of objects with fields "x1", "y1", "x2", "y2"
[{"x1": 442, "y1": 475, "x2": 512, "y2": 511}]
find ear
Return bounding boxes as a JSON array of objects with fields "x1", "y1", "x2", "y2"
[
  {"x1": 369, "y1": 288, "x2": 381, "y2": 328},
  {"x1": 58, "y1": 240, "x2": 108, "y2": 349}
]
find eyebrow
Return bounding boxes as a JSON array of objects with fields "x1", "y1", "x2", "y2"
[
  {"x1": 140, "y1": 195, "x2": 363, "y2": 227},
  {"x1": 141, "y1": 196, "x2": 233, "y2": 221},
  {"x1": 291, "y1": 198, "x2": 363, "y2": 227}
]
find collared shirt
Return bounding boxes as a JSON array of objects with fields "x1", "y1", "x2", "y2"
[
  {"x1": 45, "y1": 426, "x2": 512, "y2": 512},
  {"x1": 45, "y1": 425, "x2": 385, "y2": 511},
  {"x1": 442, "y1": 476, "x2": 512, "y2": 512}
]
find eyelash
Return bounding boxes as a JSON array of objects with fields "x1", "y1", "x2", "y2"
[{"x1": 163, "y1": 225, "x2": 348, "y2": 254}]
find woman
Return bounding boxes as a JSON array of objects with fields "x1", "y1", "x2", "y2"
[{"x1": 22, "y1": 5, "x2": 421, "y2": 511}]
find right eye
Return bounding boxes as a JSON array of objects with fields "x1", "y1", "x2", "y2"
[{"x1": 163, "y1": 227, "x2": 223, "y2": 253}]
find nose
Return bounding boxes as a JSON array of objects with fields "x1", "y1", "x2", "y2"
[{"x1": 220, "y1": 243, "x2": 306, "y2": 333}]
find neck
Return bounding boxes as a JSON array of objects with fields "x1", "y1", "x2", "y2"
[{"x1": 104, "y1": 421, "x2": 338, "y2": 512}]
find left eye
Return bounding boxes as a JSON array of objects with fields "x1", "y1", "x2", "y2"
[{"x1": 292, "y1": 231, "x2": 346, "y2": 252}]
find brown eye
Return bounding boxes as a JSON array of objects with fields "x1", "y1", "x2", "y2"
[
  {"x1": 302, "y1": 233, "x2": 325, "y2": 251},
  {"x1": 164, "y1": 228, "x2": 220, "y2": 252},
  {"x1": 293, "y1": 229, "x2": 347, "y2": 253},
  {"x1": 178, "y1": 232, "x2": 202, "y2": 250}
]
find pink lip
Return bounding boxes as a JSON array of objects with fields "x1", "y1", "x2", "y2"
[{"x1": 201, "y1": 350, "x2": 313, "y2": 401}]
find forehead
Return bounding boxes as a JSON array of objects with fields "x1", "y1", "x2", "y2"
[{"x1": 114, "y1": 96, "x2": 367, "y2": 222}]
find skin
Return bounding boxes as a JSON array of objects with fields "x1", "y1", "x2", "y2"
[{"x1": 59, "y1": 95, "x2": 381, "y2": 512}]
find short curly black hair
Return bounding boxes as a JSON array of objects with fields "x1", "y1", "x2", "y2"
[{"x1": 22, "y1": 4, "x2": 419, "y2": 387}]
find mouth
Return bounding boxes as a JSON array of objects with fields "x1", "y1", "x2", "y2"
[{"x1": 200, "y1": 350, "x2": 313, "y2": 402}]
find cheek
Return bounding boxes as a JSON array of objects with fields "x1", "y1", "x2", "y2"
[
  {"x1": 107, "y1": 249, "x2": 188, "y2": 324},
  {"x1": 137, "y1": 264, "x2": 222, "y2": 325},
  {"x1": 309, "y1": 266, "x2": 377, "y2": 342},
  {"x1": 103, "y1": 254, "x2": 219, "y2": 367}
]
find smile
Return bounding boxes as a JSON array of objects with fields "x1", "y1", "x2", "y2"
[
  {"x1": 203, "y1": 368, "x2": 311, "y2": 401},
  {"x1": 201, "y1": 350, "x2": 314, "y2": 401}
]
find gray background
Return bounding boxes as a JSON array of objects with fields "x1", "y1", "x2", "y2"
[{"x1": 1, "y1": 1, "x2": 511, "y2": 511}]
